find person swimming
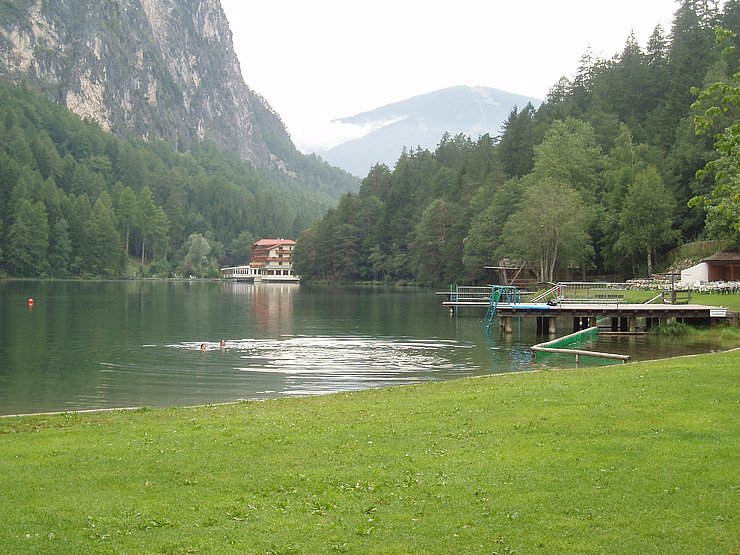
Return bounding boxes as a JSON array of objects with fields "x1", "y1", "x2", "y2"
[
  {"x1": 219, "y1": 339, "x2": 226, "y2": 348},
  {"x1": 200, "y1": 343, "x2": 207, "y2": 352}
]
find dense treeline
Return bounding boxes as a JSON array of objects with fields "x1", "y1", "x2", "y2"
[
  {"x1": 294, "y1": 0, "x2": 739, "y2": 285},
  {"x1": 0, "y1": 84, "x2": 357, "y2": 278}
]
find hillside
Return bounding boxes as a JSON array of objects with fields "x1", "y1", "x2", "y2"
[
  {"x1": 0, "y1": 0, "x2": 357, "y2": 197},
  {"x1": 294, "y1": 2, "x2": 739, "y2": 284},
  {"x1": 318, "y1": 85, "x2": 541, "y2": 176},
  {"x1": 0, "y1": 83, "x2": 349, "y2": 278}
]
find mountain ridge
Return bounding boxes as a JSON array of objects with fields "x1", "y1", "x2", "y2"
[
  {"x1": 318, "y1": 85, "x2": 541, "y2": 176},
  {"x1": 0, "y1": 0, "x2": 281, "y2": 171}
]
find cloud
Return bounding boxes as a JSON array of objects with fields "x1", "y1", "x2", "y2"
[{"x1": 291, "y1": 115, "x2": 407, "y2": 153}]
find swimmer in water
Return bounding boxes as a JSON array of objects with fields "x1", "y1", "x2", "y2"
[
  {"x1": 200, "y1": 343, "x2": 207, "y2": 352},
  {"x1": 219, "y1": 339, "x2": 226, "y2": 348}
]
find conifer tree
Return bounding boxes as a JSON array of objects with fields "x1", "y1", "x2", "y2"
[{"x1": 6, "y1": 199, "x2": 50, "y2": 276}]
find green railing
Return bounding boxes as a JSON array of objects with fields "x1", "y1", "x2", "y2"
[
  {"x1": 483, "y1": 286, "x2": 522, "y2": 334},
  {"x1": 531, "y1": 326, "x2": 630, "y2": 364}
]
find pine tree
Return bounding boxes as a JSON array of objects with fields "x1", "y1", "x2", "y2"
[
  {"x1": 6, "y1": 199, "x2": 50, "y2": 276},
  {"x1": 84, "y1": 193, "x2": 124, "y2": 276},
  {"x1": 497, "y1": 103, "x2": 538, "y2": 178},
  {"x1": 48, "y1": 218, "x2": 72, "y2": 277}
]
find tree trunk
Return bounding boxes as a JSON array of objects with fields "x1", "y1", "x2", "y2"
[
  {"x1": 141, "y1": 236, "x2": 146, "y2": 266},
  {"x1": 647, "y1": 251, "x2": 653, "y2": 277}
]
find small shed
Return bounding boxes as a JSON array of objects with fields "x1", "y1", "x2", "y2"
[{"x1": 681, "y1": 251, "x2": 740, "y2": 283}]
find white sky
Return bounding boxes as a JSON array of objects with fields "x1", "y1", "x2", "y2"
[{"x1": 220, "y1": 0, "x2": 680, "y2": 153}]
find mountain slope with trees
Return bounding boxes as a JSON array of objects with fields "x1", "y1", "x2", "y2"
[
  {"x1": 294, "y1": 0, "x2": 739, "y2": 285},
  {"x1": 1, "y1": 0, "x2": 287, "y2": 173},
  {"x1": 0, "y1": 84, "x2": 348, "y2": 278},
  {"x1": 318, "y1": 86, "x2": 541, "y2": 177},
  {"x1": 0, "y1": 0, "x2": 360, "y2": 278}
]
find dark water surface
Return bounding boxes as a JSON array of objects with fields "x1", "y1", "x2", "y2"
[{"x1": 0, "y1": 280, "x2": 727, "y2": 415}]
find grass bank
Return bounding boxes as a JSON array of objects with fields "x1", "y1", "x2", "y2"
[{"x1": 1, "y1": 351, "x2": 738, "y2": 554}]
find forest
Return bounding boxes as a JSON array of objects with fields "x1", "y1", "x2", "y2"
[
  {"x1": 0, "y1": 1, "x2": 737, "y2": 283},
  {"x1": 294, "y1": 0, "x2": 739, "y2": 286},
  {"x1": 0, "y1": 84, "x2": 356, "y2": 278}
]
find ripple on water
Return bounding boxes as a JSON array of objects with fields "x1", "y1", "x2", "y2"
[{"x1": 167, "y1": 335, "x2": 479, "y2": 397}]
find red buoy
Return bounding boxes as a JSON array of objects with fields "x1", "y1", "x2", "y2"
[{"x1": 27, "y1": 298, "x2": 34, "y2": 306}]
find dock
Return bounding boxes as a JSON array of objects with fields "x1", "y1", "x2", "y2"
[{"x1": 439, "y1": 283, "x2": 732, "y2": 333}]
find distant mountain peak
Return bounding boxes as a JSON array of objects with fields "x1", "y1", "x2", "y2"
[{"x1": 320, "y1": 85, "x2": 541, "y2": 176}]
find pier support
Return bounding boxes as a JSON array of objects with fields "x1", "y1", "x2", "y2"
[
  {"x1": 611, "y1": 317, "x2": 635, "y2": 332},
  {"x1": 536, "y1": 316, "x2": 557, "y2": 335},
  {"x1": 500, "y1": 316, "x2": 513, "y2": 334}
]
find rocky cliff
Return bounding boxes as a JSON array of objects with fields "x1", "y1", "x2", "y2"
[{"x1": 0, "y1": 0, "x2": 283, "y2": 170}]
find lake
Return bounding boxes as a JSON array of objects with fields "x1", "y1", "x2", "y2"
[{"x1": 0, "y1": 280, "x2": 727, "y2": 416}]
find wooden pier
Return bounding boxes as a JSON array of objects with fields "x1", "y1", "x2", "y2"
[{"x1": 439, "y1": 284, "x2": 731, "y2": 333}]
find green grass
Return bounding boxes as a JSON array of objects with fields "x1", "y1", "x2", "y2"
[
  {"x1": 690, "y1": 291, "x2": 740, "y2": 312},
  {"x1": 615, "y1": 289, "x2": 740, "y2": 313},
  {"x1": 1, "y1": 351, "x2": 738, "y2": 554},
  {"x1": 650, "y1": 322, "x2": 696, "y2": 336}
]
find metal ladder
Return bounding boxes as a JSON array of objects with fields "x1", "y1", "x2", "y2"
[{"x1": 483, "y1": 286, "x2": 521, "y2": 335}]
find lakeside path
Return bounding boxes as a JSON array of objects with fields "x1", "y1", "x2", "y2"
[{"x1": 1, "y1": 350, "x2": 737, "y2": 553}]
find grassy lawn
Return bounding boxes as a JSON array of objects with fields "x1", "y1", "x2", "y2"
[
  {"x1": 616, "y1": 289, "x2": 740, "y2": 311},
  {"x1": 690, "y1": 291, "x2": 740, "y2": 312},
  {"x1": 1, "y1": 351, "x2": 738, "y2": 554}
]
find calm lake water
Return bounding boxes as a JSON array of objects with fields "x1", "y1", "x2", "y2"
[{"x1": 0, "y1": 280, "x2": 728, "y2": 416}]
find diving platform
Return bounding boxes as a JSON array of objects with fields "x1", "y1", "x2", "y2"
[{"x1": 439, "y1": 283, "x2": 732, "y2": 334}]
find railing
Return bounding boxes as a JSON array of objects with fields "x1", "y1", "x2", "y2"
[
  {"x1": 483, "y1": 286, "x2": 523, "y2": 335},
  {"x1": 531, "y1": 326, "x2": 630, "y2": 365},
  {"x1": 527, "y1": 282, "x2": 632, "y2": 305},
  {"x1": 555, "y1": 282, "x2": 629, "y2": 304},
  {"x1": 448, "y1": 285, "x2": 493, "y2": 303},
  {"x1": 530, "y1": 283, "x2": 559, "y2": 303},
  {"x1": 557, "y1": 282, "x2": 629, "y2": 299}
]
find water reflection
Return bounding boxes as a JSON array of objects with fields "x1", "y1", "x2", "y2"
[
  {"x1": 0, "y1": 280, "x2": 732, "y2": 416},
  {"x1": 167, "y1": 335, "x2": 472, "y2": 397},
  {"x1": 227, "y1": 282, "x2": 299, "y2": 337}
]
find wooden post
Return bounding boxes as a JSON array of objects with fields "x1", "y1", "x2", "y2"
[
  {"x1": 548, "y1": 317, "x2": 557, "y2": 335},
  {"x1": 502, "y1": 316, "x2": 513, "y2": 334}
]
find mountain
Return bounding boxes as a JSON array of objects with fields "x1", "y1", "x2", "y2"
[
  {"x1": 0, "y1": 0, "x2": 274, "y2": 165},
  {"x1": 318, "y1": 86, "x2": 541, "y2": 177},
  {"x1": 0, "y1": 0, "x2": 356, "y2": 196}
]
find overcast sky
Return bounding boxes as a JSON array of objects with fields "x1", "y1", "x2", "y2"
[{"x1": 220, "y1": 0, "x2": 680, "y2": 153}]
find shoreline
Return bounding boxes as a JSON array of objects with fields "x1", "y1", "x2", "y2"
[{"x1": 3, "y1": 346, "x2": 738, "y2": 420}]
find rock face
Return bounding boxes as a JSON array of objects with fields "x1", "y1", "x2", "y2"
[{"x1": 0, "y1": 0, "x2": 278, "y2": 168}]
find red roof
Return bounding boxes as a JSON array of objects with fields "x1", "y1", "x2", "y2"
[{"x1": 253, "y1": 238, "x2": 296, "y2": 247}]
